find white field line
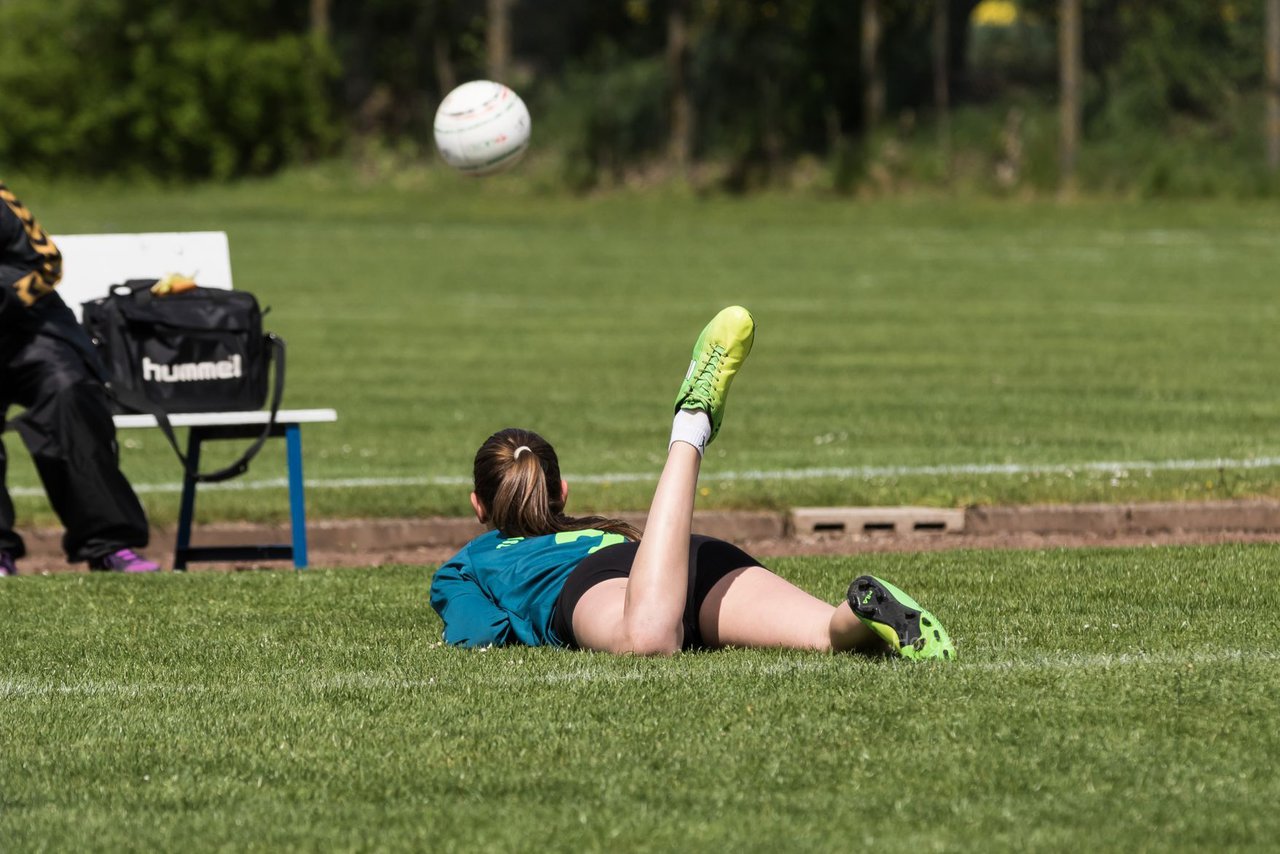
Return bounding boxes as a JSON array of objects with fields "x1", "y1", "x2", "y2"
[
  {"x1": 8, "y1": 454, "x2": 1280, "y2": 498},
  {"x1": 2, "y1": 649, "x2": 1277, "y2": 699}
]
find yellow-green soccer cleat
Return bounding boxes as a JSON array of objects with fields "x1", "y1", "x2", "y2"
[
  {"x1": 847, "y1": 575, "x2": 956, "y2": 661},
  {"x1": 673, "y1": 305, "x2": 755, "y2": 444}
]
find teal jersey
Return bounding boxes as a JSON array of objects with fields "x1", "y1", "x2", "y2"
[{"x1": 429, "y1": 527, "x2": 627, "y2": 648}]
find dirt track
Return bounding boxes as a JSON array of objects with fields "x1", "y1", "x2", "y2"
[{"x1": 10, "y1": 499, "x2": 1280, "y2": 575}]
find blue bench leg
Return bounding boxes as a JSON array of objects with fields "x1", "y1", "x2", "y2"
[
  {"x1": 286, "y1": 423, "x2": 308, "y2": 569},
  {"x1": 174, "y1": 430, "x2": 203, "y2": 571}
]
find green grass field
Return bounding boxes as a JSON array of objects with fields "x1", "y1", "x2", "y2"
[
  {"x1": 2, "y1": 544, "x2": 1278, "y2": 851},
  {"x1": 5, "y1": 172, "x2": 1280, "y2": 525},
  {"x1": 5, "y1": 173, "x2": 1277, "y2": 850}
]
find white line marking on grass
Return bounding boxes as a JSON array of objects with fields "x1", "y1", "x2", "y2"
[
  {"x1": 696, "y1": 455, "x2": 1280, "y2": 483},
  {"x1": 964, "y1": 648, "x2": 1280, "y2": 673},
  {"x1": 525, "y1": 648, "x2": 1280, "y2": 685},
  {"x1": 7, "y1": 454, "x2": 1280, "y2": 498},
  {"x1": 3, "y1": 649, "x2": 1278, "y2": 699}
]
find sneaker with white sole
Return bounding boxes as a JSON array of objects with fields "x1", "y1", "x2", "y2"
[
  {"x1": 0, "y1": 550, "x2": 16, "y2": 577},
  {"x1": 90, "y1": 548, "x2": 161, "y2": 573},
  {"x1": 847, "y1": 575, "x2": 955, "y2": 661},
  {"x1": 673, "y1": 305, "x2": 755, "y2": 444}
]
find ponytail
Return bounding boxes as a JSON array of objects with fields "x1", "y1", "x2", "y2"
[{"x1": 473, "y1": 428, "x2": 640, "y2": 541}]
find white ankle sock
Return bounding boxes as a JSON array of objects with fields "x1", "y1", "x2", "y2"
[{"x1": 669, "y1": 409, "x2": 711, "y2": 457}]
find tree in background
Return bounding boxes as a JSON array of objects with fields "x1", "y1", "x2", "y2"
[
  {"x1": 487, "y1": 0, "x2": 514, "y2": 83},
  {"x1": 1058, "y1": 0, "x2": 1082, "y2": 196},
  {"x1": 667, "y1": 0, "x2": 694, "y2": 176},
  {"x1": 863, "y1": 0, "x2": 885, "y2": 133},
  {"x1": 434, "y1": 0, "x2": 460, "y2": 96},
  {"x1": 658, "y1": 0, "x2": 981, "y2": 191},
  {"x1": 0, "y1": 0, "x2": 1274, "y2": 192},
  {"x1": 311, "y1": 0, "x2": 330, "y2": 46},
  {"x1": 1091, "y1": 2, "x2": 1261, "y2": 135},
  {"x1": 934, "y1": 0, "x2": 952, "y2": 154},
  {"x1": 327, "y1": 0, "x2": 483, "y2": 141},
  {"x1": 0, "y1": 0, "x2": 339, "y2": 180},
  {"x1": 1268, "y1": 0, "x2": 1280, "y2": 172}
]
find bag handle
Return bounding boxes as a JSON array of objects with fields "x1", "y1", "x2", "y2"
[{"x1": 107, "y1": 334, "x2": 286, "y2": 483}]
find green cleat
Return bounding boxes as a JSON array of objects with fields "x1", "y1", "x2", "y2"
[
  {"x1": 847, "y1": 575, "x2": 956, "y2": 661},
  {"x1": 673, "y1": 305, "x2": 755, "y2": 444}
]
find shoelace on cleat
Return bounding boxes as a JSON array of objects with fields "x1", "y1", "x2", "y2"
[{"x1": 687, "y1": 345, "x2": 726, "y2": 398}]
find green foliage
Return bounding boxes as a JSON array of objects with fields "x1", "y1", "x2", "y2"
[
  {"x1": 329, "y1": 0, "x2": 486, "y2": 142},
  {"x1": 3, "y1": 546, "x2": 1279, "y2": 849},
  {"x1": 848, "y1": 90, "x2": 1280, "y2": 199},
  {"x1": 693, "y1": 1, "x2": 822, "y2": 188},
  {"x1": 1015, "y1": 0, "x2": 1264, "y2": 131},
  {"x1": 527, "y1": 1, "x2": 971, "y2": 191},
  {"x1": 3, "y1": 0, "x2": 1273, "y2": 191},
  {"x1": 1088, "y1": 1, "x2": 1262, "y2": 135},
  {"x1": 546, "y1": 54, "x2": 668, "y2": 191},
  {"x1": 0, "y1": 0, "x2": 340, "y2": 179}
]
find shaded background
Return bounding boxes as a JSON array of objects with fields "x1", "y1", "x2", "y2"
[{"x1": 2, "y1": 0, "x2": 1278, "y2": 197}]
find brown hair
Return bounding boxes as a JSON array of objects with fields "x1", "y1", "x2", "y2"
[{"x1": 472, "y1": 427, "x2": 640, "y2": 541}]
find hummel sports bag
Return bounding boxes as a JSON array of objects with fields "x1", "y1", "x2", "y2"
[{"x1": 81, "y1": 279, "x2": 285, "y2": 482}]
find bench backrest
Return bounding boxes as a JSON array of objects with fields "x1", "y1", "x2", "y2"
[{"x1": 52, "y1": 231, "x2": 235, "y2": 321}]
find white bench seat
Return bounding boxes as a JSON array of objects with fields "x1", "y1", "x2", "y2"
[{"x1": 113, "y1": 408, "x2": 338, "y2": 430}]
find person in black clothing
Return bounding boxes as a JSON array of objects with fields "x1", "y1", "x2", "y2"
[{"x1": 0, "y1": 180, "x2": 159, "y2": 575}]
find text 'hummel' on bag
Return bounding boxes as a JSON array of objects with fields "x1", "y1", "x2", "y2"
[{"x1": 81, "y1": 279, "x2": 286, "y2": 482}]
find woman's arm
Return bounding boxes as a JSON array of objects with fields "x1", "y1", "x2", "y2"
[
  {"x1": 0, "y1": 182, "x2": 62, "y2": 326},
  {"x1": 429, "y1": 562, "x2": 516, "y2": 648}
]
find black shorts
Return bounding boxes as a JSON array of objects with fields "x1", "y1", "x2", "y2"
[{"x1": 550, "y1": 535, "x2": 763, "y2": 650}]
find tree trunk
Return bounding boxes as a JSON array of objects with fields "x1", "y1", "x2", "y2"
[
  {"x1": 1267, "y1": 0, "x2": 1280, "y2": 173},
  {"x1": 309, "y1": 0, "x2": 330, "y2": 46},
  {"x1": 667, "y1": 0, "x2": 693, "y2": 175},
  {"x1": 1058, "y1": 0, "x2": 1082, "y2": 196},
  {"x1": 948, "y1": 1, "x2": 983, "y2": 103},
  {"x1": 434, "y1": 1, "x2": 457, "y2": 95},
  {"x1": 861, "y1": 0, "x2": 884, "y2": 132},
  {"x1": 487, "y1": 0, "x2": 513, "y2": 83},
  {"x1": 933, "y1": 0, "x2": 951, "y2": 156}
]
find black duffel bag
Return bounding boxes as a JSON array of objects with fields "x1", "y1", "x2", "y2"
[{"x1": 82, "y1": 279, "x2": 285, "y2": 482}]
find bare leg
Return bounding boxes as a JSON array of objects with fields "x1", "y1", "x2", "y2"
[
  {"x1": 698, "y1": 566, "x2": 883, "y2": 653},
  {"x1": 623, "y1": 442, "x2": 702, "y2": 652},
  {"x1": 569, "y1": 448, "x2": 886, "y2": 655},
  {"x1": 577, "y1": 442, "x2": 701, "y2": 655},
  {"x1": 574, "y1": 305, "x2": 753, "y2": 655}
]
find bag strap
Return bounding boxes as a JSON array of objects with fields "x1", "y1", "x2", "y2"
[{"x1": 107, "y1": 334, "x2": 287, "y2": 483}]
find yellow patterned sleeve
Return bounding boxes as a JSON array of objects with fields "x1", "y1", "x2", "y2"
[{"x1": 0, "y1": 182, "x2": 62, "y2": 305}]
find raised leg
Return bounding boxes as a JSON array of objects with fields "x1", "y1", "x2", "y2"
[
  {"x1": 620, "y1": 442, "x2": 702, "y2": 653},
  {"x1": 573, "y1": 307, "x2": 755, "y2": 656}
]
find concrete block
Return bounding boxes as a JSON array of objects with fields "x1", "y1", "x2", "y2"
[{"x1": 791, "y1": 506, "x2": 965, "y2": 535}]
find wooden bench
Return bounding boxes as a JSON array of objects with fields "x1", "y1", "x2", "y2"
[{"x1": 54, "y1": 231, "x2": 336, "y2": 570}]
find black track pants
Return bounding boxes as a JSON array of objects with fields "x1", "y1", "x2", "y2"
[{"x1": 0, "y1": 295, "x2": 149, "y2": 562}]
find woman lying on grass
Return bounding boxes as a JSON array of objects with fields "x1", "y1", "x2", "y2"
[{"x1": 430, "y1": 307, "x2": 955, "y2": 660}]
